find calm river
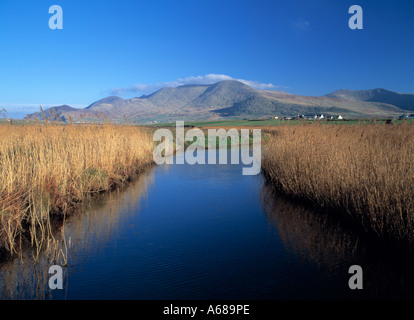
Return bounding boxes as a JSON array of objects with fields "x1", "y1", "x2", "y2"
[{"x1": 1, "y1": 150, "x2": 414, "y2": 300}]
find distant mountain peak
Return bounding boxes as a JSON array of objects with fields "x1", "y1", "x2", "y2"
[
  {"x1": 27, "y1": 81, "x2": 414, "y2": 122},
  {"x1": 325, "y1": 88, "x2": 414, "y2": 110},
  {"x1": 206, "y1": 79, "x2": 253, "y2": 89},
  {"x1": 86, "y1": 96, "x2": 124, "y2": 109}
]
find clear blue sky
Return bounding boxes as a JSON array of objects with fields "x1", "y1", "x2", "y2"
[{"x1": 0, "y1": 0, "x2": 413, "y2": 118}]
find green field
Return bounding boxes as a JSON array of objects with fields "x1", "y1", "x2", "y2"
[
  {"x1": 1, "y1": 117, "x2": 412, "y2": 127},
  {"x1": 149, "y1": 117, "x2": 413, "y2": 128}
]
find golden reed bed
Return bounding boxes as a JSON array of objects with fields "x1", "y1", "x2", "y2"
[
  {"x1": 0, "y1": 123, "x2": 154, "y2": 256},
  {"x1": 1, "y1": 120, "x2": 413, "y2": 256},
  {"x1": 262, "y1": 122, "x2": 414, "y2": 243}
]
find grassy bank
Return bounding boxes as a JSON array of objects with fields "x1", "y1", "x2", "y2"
[
  {"x1": 262, "y1": 122, "x2": 414, "y2": 243},
  {"x1": 0, "y1": 123, "x2": 154, "y2": 256}
]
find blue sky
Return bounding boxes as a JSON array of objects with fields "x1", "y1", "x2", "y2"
[{"x1": 0, "y1": 0, "x2": 413, "y2": 118}]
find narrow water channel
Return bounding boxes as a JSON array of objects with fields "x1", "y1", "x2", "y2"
[{"x1": 1, "y1": 150, "x2": 414, "y2": 299}]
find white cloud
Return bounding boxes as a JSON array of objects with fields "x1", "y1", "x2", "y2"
[
  {"x1": 110, "y1": 74, "x2": 284, "y2": 95},
  {"x1": 294, "y1": 20, "x2": 310, "y2": 30}
]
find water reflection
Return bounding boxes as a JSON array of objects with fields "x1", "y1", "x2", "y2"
[
  {"x1": 261, "y1": 182, "x2": 364, "y2": 271},
  {"x1": 261, "y1": 181, "x2": 414, "y2": 299},
  {"x1": 0, "y1": 168, "x2": 154, "y2": 300},
  {"x1": 3, "y1": 151, "x2": 414, "y2": 300}
]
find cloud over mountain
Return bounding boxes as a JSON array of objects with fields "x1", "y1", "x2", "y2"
[{"x1": 110, "y1": 74, "x2": 282, "y2": 95}]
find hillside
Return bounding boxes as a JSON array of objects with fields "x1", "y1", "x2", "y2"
[
  {"x1": 27, "y1": 81, "x2": 413, "y2": 123},
  {"x1": 326, "y1": 88, "x2": 414, "y2": 111}
]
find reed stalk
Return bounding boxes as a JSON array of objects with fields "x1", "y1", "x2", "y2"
[
  {"x1": 0, "y1": 120, "x2": 154, "y2": 256},
  {"x1": 262, "y1": 122, "x2": 414, "y2": 243}
]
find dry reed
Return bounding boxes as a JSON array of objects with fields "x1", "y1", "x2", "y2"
[
  {"x1": 0, "y1": 121, "x2": 154, "y2": 256},
  {"x1": 262, "y1": 122, "x2": 414, "y2": 242}
]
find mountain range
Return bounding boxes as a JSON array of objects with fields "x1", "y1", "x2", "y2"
[{"x1": 28, "y1": 80, "x2": 414, "y2": 123}]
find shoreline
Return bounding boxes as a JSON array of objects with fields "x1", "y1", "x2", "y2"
[
  {"x1": 0, "y1": 123, "x2": 155, "y2": 258},
  {"x1": 261, "y1": 123, "x2": 414, "y2": 246}
]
